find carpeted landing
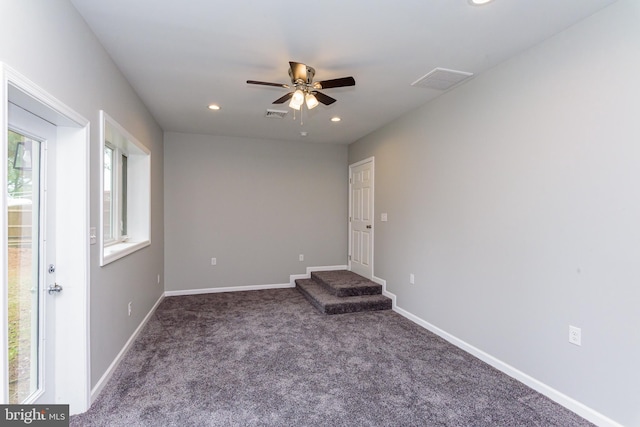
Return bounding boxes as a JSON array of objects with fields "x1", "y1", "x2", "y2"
[
  {"x1": 295, "y1": 270, "x2": 392, "y2": 314},
  {"x1": 71, "y1": 288, "x2": 593, "y2": 427}
]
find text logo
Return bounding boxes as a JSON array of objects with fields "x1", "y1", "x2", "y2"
[{"x1": 1, "y1": 405, "x2": 69, "y2": 426}]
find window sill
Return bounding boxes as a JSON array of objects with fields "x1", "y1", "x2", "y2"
[{"x1": 100, "y1": 240, "x2": 150, "y2": 266}]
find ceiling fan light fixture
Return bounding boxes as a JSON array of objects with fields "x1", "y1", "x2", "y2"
[
  {"x1": 305, "y1": 93, "x2": 319, "y2": 109},
  {"x1": 289, "y1": 100, "x2": 301, "y2": 110},
  {"x1": 289, "y1": 89, "x2": 304, "y2": 109}
]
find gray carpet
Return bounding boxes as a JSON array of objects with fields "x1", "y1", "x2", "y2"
[{"x1": 71, "y1": 288, "x2": 593, "y2": 426}]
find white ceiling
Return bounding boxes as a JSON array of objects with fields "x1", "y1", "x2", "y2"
[{"x1": 70, "y1": 0, "x2": 618, "y2": 145}]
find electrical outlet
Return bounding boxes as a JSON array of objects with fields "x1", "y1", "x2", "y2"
[
  {"x1": 128, "y1": 302, "x2": 132, "y2": 317},
  {"x1": 381, "y1": 213, "x2": 388, "y2": 222},
  {"x1": 569, "y1": 325, "x2": 581, "y2": 346},
  {"x1": 211, "y1": 257, "x2": 217, "y2": 266},
  {"x1": 299, "y1": 254, "x2": 304, "y2": 262},
  {"x1": 409, "y1": 273, "x2": 415, "y2": 285}
]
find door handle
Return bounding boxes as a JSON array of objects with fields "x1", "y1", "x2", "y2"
[
  {"x1": 366, "y1": 225, "x2": 372, "y2": 229},
  {"x1": 48, "y1": 283, "x2": 63, "y2": 295}
]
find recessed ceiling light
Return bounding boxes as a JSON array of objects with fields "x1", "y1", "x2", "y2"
[
  {"x1": 330, "y1": 117, "x2": 341, "y2": 122},
  {"x1": 469, "y1": 0, "x2": 493, "y2": 5},
  {"x1": 207, "y1": 104, "x2": 221, "y2": 110}
]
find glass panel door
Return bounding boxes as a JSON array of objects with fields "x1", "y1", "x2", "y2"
[{"x1": 7, "y1": 130, "x2": 41, "y2": 404}]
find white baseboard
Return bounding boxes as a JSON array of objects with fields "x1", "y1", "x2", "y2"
[
  {"x1": 165, "y1": 282, "x2": 293, "y2": 297},
  {"x1": 386, "y1": 290, "x2": 622, "y2": 427},
  {"x1": 289, "y1": 264, "x2": 348, "y2": 286},
  {"x1": 370, "y1": 274, "x2": 398, "y2": 307},
  {"x1": 90, "y1": 292, "x2": 165, "y2": 403},
  {"x1": 166, "y1": 266, "x2": 348, "y2": 296},
  {"x1": 92, "y1": 269, "x2": 618, "y2": 425}
]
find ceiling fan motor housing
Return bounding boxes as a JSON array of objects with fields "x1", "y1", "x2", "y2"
[{"x1": 288, "y1": 62, "x2": 315, "y2": 85}]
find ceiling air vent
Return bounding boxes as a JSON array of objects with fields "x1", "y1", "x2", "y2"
[
  {"x1": 411, "y1": 68, "x2": 473, "y2": 91},
  {"x1": 265, "y1": 109, "x2": 288, "y2": 119}
]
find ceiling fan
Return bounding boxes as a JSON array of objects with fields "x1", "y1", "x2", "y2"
[{"x1": 247, "y1": 61, "x2": 355, "y2": 111}]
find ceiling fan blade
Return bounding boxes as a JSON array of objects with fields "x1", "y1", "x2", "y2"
[
  {"x1": 273, "y1": 92, "x2": 294, "y2": 104},
  {"x1": 247, "y1": 80, "x2": 289, "y2": 88},
  {"x1": 313, "y1": 91, "x2": 337, "y2": 105},
  {"x1": 289, "y1": 61, "x2": 309, "y2": 83},
  {"x1": 314, "y1": 76, "x2": 356, "y2": 89}
]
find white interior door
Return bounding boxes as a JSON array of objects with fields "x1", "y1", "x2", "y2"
[
  {"x1": 7, "y1": 103, "x2": 57, "y2": 404},
  {"x1": 349, "y1": 159, "x2": 373, "y2": 278}
]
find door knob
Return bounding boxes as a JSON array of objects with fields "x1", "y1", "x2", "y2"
[
  {"x1": 366, "y1": 225, "x2": 372, "y2": 229},
  {"x1": 48, "y1": 283, "x2": 63, "y2": 295}
]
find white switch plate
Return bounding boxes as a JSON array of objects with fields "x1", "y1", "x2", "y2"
[
  {"x1": 157, "y1": 274, "x2": 160, "y2": 284},
  {"x1": 409, "y1": 273, "x2": 415, "y2": 285},
  {"x1": 299, "y1": 254, "x2": 304, "y2": 262},
  {"x1": 89, "y1": 227, "x2": 97, "y2": 245},
  {"x1": 569, "y1": 325, "x2": 581, "y2": 346},
  {"x1": 211, "y1": 258, "x2": 217, "y2": 266},
  {"x1": 381, "y1": 213, "x2": 388, "y2": 222}
]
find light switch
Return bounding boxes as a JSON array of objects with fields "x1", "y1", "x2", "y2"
[
  {"x1": 381, "y1": 213, "x2": 388, "y2": 222},
  {"x1": 90, "y1": 227, "x2": 97, "y2": 245}
]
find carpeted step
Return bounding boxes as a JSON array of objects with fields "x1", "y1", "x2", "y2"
[
  {"x1": 311, "y1": 270, "x2": 382, "y2": 297},
  {"x1": 296, "y1": 278, "x2": 392, "y2": 315}
]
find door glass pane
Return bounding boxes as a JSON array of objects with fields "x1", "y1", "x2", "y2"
[{"x1": 7, "y1": 130, "x2": 40, "y2": 403}]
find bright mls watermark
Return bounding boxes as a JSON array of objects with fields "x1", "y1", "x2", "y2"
[{"x1": 1, "y1": 405, "x2": 69, "y2": 426}]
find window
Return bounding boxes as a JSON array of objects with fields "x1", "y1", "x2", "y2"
[
  {"x1": 100, "y1": 111, "x2": 150, "y2": 265},
  {"x1": 103, "y1": 144, "x2": 128, "y2": 244}
]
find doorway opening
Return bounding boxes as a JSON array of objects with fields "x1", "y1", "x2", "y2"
[
  {"x1": 349, "y1": 157, "x2": 374, "y2": 279},
  {"x1": 1, "y1": 63, "x2": 90, "y2": 413}
]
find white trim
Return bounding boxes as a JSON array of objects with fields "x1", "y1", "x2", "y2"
[
  {"x1": 289, "y1": 264, "x2": 349, "y2": 286},
  {"x1": 0, "y1": 63, "x2": 9, "y2": 406},
  {"x1": 165, "y1": 283, "x2": 293, "y2": 297},
  {"x1": 1, "y1": 63, "x2": 90, "y2": 413},
  {"x1": 370, "y1": 274, "x2": 397, "y2": 308},
  {"x1": 349, "y1": 156, "x2": 375, "y2": 169},
  {"x1": 348, "y1": 157, "x2": 375, "y2": 279},
  {"x1": 102, "y1": 240, "x2": 151, "y2": 265},
  {"x1": 387, "y1": 291, "x2": 622, "y2": 427},
  {"x1": 166, "y1": 265, "x2": 350, "y2": 296},
  {"x1": 90, "y1": 293, "x2": 165, "y2": 403}
]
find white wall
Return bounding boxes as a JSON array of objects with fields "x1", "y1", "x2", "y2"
[
  {"x1": 0, "y1": 0, "x2": 165, "y2": 391},
  {"x1": 349, "y1": 1, "x2": 639, "y2": 425},
  {"x1": 164, "y1": 132, "x2": 347, "y2": 291}
]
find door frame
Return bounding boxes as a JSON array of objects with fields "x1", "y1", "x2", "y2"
[
  {"x1": 1, "y1": 63, "x2": 91, "y2": 413},
  {"x1": 348, "y1": 157, "x2": 374, "y2": 278}
]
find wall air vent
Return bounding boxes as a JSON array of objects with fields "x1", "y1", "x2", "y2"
[
  {"x1": 265, "y1": 109, "x2": 289, "y2": 119},
  {"x1": 411, "y1": 68, "x2": 474, "y2": 91}
]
